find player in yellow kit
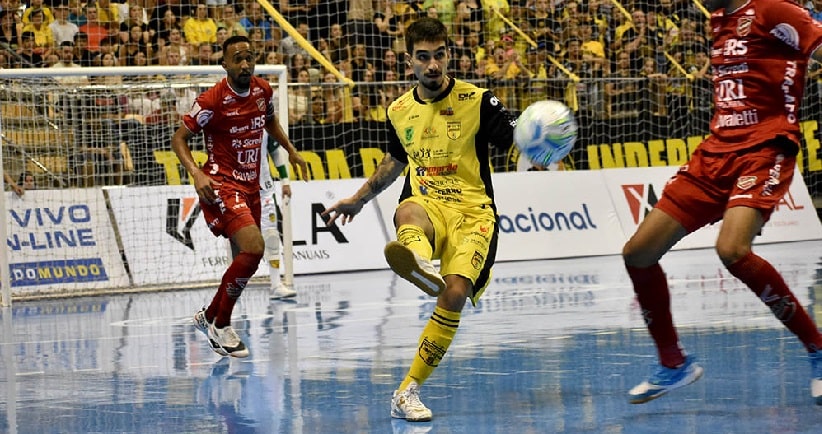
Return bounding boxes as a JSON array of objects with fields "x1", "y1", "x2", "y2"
[{"x1": 322, "y1": 17, "x2": 516, "y2": 422}]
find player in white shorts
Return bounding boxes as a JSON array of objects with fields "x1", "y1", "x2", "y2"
[{"x1": 260, "y1": 131, "x2": 296, "y2": 300}]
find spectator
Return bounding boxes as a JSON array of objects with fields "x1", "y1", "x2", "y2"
[
  {"x1": 50, "y1": 3, "x2": 79, "y2": 46},
  {"x1": 79, "y1": 4, "x2": 108, "y2": 53},
  {"x1": 151, "y1": 8, "x2": 179, "y2": 49},
  {"x1": 528, "y1": 0, "x2": 560, "y2": 48},
  {"x1": 422, "y1": 0, "x2": 454, "y2": 34},
  {"x1": 321, "y1": 71, "x2": 344, "y2": 124},
  {"x1": 309, "y1": 94, "x2": 327, "y2": 124},
  {"x1": 279, "y1": 18, "x2": 311, "y2": 66},
  {"x1": 68, "y1": 0, "x2": 86, "y2": 27},
  {"x1": 453, "y1": 52, "x2": 478, "y2": 80},
  {"x1": 376, "y1": 48, "x2": 403, "y2": 82},
  {"x1": 22, "y1": 0, "x2": 54, "y2": 25},
  {"x1": 638, "y1": 56, "x2": 668, "y2": 118},
  {"x1": 345, "y1": 0, "x2": 377, "y2": 53},
  {"x1": 0, "y1": 11, "x2": 18, "y2": 51},
  {"x1": 20, "y1": 8, "x2": 55, "y2": 57},
  {"x1": 157, "y1": 26, "x2": 189, "y2": 65},
  {"x1": 73, "y1": 31, "x2": 96, "y2": 66},
  {"x1": 482, "y1": 0, "x2": 509, "y2": 44},
  {"x1": 94, "y1": 0, "x2": 119, "y2": 30},
  {"x1": 605, "y1": 49, "x2": 640, "y2": 119},
  {"x1": 288, "y1": 66, "x2": 311, "y2": 125},
  {"x1": 240, "y1": 1, "x2": 277, "y2": 44},
  {"x1": 183, "y1": 2, "x2": 217, "y2": 49},
  {"x1": 144, "y1": 91, "x2": 181, "y2": 126},
  {"x1": 18, "y1": 171, "x2": 35, "y2": 191},
  {"x1": 42, "y1": 52, "x2": 60, "y2": 67},
  {"x1": 51, "y1": 40, "x2": 88, "y2": 85},
  {"x1": 119, "y1": 23, "x2": 151, "y2": 66},
  {"x1": 95, "y1": 52, "x2": 122, "y2": 83},
  {"x1": 373, "y1": 0, "x2": 402, "y2": 58},
  {"x1": 248, "y1": 26, "x2": 268, "y2": 62},
  {"x1": 17, "y1": 31, "x2": 44, "y2": 67},
  {"x1": 455, "y1": 0, "x2": 483, "y2": 45},
  {"x1": 119, "y1": 4, "x2": 148, "y2": 46},
  {"x1": 327, "y1": 23, "x2": 350, "y2": 64},
  {"x1": 217, "y1": 3, "x2": 246, "y2": 37},
  {"x1": 95, "y1": 35, "x2": 118, "y2": 65},
  {"x1": 191, "y1": 42, "x2": 215, "y2": 65},
  {"x1": 210, "y1": 26, "x2": 228, "y2": 62}
]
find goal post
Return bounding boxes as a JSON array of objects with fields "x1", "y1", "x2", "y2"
[{"x1": 0, "y1": 64, "x2": 292, "y2": 304}]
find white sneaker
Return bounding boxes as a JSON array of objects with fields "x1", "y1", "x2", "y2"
[
  {"x1": 193, "y1": 308, "x2": 227, "y2": 356},
  {"x1": 384, "y1": 241, "x2": 445, "y2": 297},
  {"x1": 391, "y1": 381, "x2": 432, "y2": 422},
  {"x1": 270, "y1": 283, "x2": 297, "y2": 300},
  {"x1": 208, "y1": 323, "x2": 249, "y2": 358}
]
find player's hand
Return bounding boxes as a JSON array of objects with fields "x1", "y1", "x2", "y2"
[
  {"x1": 289, "y1": 150, "x2": 309, "y2": 181},
  {"x1": 322, "y1": 197, "x2": 364, "y2": 226},
  {"x1": 282, "y1": 184, "x2": 292, "y2": 198},
  {"x1": 193, "y1": 171, "x2": 220, "y2": 204},
  {"x1": 11, "y1": 184, "x2": 24, "y2": 197}
]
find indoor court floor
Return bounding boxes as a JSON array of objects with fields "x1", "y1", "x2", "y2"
[{"x1": 2, "y1": 240, "x2": 822, "y2": 433}]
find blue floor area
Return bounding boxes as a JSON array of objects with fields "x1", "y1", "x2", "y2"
[{"x1": 2, "y1": 241, "x2": 822, "y2": 433}]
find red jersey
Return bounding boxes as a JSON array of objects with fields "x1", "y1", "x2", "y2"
[
  {"x1": 183, "y1": 76, "x2": 274, "y2": 195},
  {"x1": 703, "y1": 0, "x2": 822, "y2": 152}
]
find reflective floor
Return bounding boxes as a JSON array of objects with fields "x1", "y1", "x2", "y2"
[{"x1": 2, "y1": 241, "x2": 822, "y2": 433}]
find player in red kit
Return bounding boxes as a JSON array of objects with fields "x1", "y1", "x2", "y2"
[
  {"x1": 172, "y1": 35, "x2": 308, "y2": 358},
  {"x1": 624, "y1": 0, "x2": 822, "y2": 404}
]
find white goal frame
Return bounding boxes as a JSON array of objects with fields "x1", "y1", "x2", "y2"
[{"x1": 0, "y1": 65, "x2": 291, "y2": 306}]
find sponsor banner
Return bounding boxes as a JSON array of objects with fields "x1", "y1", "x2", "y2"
[
  {"x1": 288, "y1": 179, "x2": 389, "y2": 274},
  {"x1": 374, "y1": 172, "x2": 627, "y2": 261},
  {"x1": 602, "y1": 166, "x2": 822, "y2": 250},
  {"x1": 493, "y1": 171, "x2": 627, "y2": 260},
  {"x1": 107, "y1": 185, "x2": 253, "y2": 286},
  {"x1": 5, "y1": 189, "x2": 129, "y2": 292}
]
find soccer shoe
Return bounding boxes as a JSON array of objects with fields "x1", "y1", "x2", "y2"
[
  {"x1": 270, "y1": 283, "x2": 297, "y2": 300},
  {"x1": 628, "y1": 356, "x2": 704, "y2": 404},
  {"x1": 810, "y1": 351, "x2": 822, "y2": 405},
  {"x1": 384, "y1": 241, "x2": 445, "y2": 297},
  {"x1": 208, "y1": 323, "x2": 249, "y2": 358},
  {"x1": 391, "y1": 381, "x2": 432, "y2": 422},
  {"x1": 193, "y1": 308, "x2": 228, "y2": 357}
]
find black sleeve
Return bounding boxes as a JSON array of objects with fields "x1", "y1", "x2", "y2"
[
  {"x1": 477, "y1": 90, "x2": 516, "y2": 150},
  {"x1": 385, "y1": 111, "x2": 408, "y2": 164}
]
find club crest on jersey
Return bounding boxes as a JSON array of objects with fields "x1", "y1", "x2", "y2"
[
  {"x1": 737, "y1": 17, "x2": 753, "y2": 37},
  {"x1": 737, "y1": 176, "x2": 757, "y2": 190},
  {"x1": 447, "y1": 121, "x2": 461, "y2": 140},
  {"x1": 256, "y1": 98, "x2": 265, "y2": 112}
]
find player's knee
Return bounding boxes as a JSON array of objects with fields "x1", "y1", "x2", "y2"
[
  {"x1": 715, "y1": 243, "x2": 750, "y2": 267},
  {"x1": 622, "y1": 239, "x2": 647, "y2": 268},
  {"x1": 263, "y1": 227, "x2": 280, "y2": 256}
]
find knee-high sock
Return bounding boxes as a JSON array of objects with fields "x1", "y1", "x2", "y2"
[
  {"x1": 397, "y1": 224, "x2": 433, "y2": 260},
  {"x1": 626, "y1": 264, "x2": 685, "y2": 368},
  {"x1": 207, "y1": 251, "x2": 262, "y2": 328},
  {"x1": 399, "y1": 306, "x2": 460, "y2": 391},
  {"x1": 727, "y1": 251, "x2": 822, "y2": 352}
]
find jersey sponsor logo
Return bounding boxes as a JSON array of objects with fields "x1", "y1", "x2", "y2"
[
  {"x1": 404, "y1": 126, "x2": 414, "y2": 143},
  {"x1": 737, "y1": 17, "x2": 753, "y2": 37},
  {"x1": 782, "y1": 61, "x2": 799, "y2": 123},
  {"x1": 762, "y1": 154, "x2": 785, "y2": 196},
  {"x1": 256, "y1": 98, "x2": 265, "y2": 112},
  {"x1": 716, "y1": 63, "x2": 748, "y2": 77},
  {"x1": 721, "y1": 39, "x2": 748, "y2": 56},
  {"x1": 195, "y1": 108, "x2": 214, "y2": 128},
  {"x1": 471, "y1": 251, "x2": 484, "y2": 270},
  {"x1": 716, "y1": 109, "x2": 760, "y2": 128},
  {"x1": 422, "y1": 126, "x2": 438, "y2": 139},
  {"x1": 736, "y1": 176, "x2": 757, "y2": 190},
  {"x1": 489, "y1": 96, "x2": 500, "y2": 106},
  {"x1": 770, "y1": 23, "x2": 800, "y2": 50},
  {"x1": 439, "y1": 106, "x2": 454, "y2": 116},
  {"x1": 447, "y1": 121, "x2": 461, "y2": 139},
  {"x1": 415, "y1": 163, "x2": 458, "y2": 177},
  {"x1": 458, "y1": 91, "x2": 476, "y2": 101}
]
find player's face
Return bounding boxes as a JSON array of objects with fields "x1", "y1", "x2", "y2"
[
  {"x1": 409, "y1": 40, "x2": 449, "y2": 94},
  {"x1": 223, "y1": 41, "x2": 256, "y2": 91}
]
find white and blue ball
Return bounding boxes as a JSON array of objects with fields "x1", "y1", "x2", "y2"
[{"x1": 514, "y1": 100, "x2": 577, "y2": 166}]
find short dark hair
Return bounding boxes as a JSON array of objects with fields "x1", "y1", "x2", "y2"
[
  {"x1": 223, "y1": 35, "x2": 250, "y2": 55},
  {"x1": 60, "y1": 40, "x2": 74, "y2": 48},
  {"x1": 405, "y1": 17, "x2": 448, "y2": 55},
  {"x1": 21, "y1": 31, "x2": 35, "y2": 41}
]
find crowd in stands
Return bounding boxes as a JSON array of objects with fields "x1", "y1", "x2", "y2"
[{"x1": 0, "y1": 0, "x2": 821, "y2": 127}]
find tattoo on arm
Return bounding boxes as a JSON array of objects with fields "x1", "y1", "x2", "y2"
[{"x1": 360, "y1": 153, "x2": 405, "y2": 203}]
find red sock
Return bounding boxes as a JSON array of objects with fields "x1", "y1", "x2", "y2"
[
  {"x1": 727, "y1": 251, "x2": 822, "y2": 352},
  {"x1": 626, "y1": 264, "x2": 685, "y2": 368},
  {"x1": 207, "y1": 251, "x2": 262, "y2": 328}
]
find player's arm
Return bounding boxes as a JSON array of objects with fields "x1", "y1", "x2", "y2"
[
  {"x1": 478, "y1": 90, "x2": 517, "y2": 150},
  {"x1": 171, "y1": 125, "x2": 218, "y2": 203},
  {"x1": 265, "y1": 115, "x2": 308, "y2": 180},
  {"x1": 322, "y1": 117, "x2": 408, "y2": 226},
  {"x1": 268, "y1": 137, "x2": 292, "y2": 198}
]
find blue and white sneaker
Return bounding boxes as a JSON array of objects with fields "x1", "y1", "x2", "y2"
[
  {"x1": 628, "y1": 356, "x2": 704, "y2": 404},
  {"x1": 810, "y1": 351, "x2": 822, "y2": 405},
  {"x1": 193, "y1": 308, "x2": 228, "y2": 357}
]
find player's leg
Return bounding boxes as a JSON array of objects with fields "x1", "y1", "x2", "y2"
[
  {"x1": 622, "y1": 159, "x2": 726, "y2": 403},
  {"x1": 384, "y1": 198, "x2": 445, "y2": 296},
  {"x1": 391, "y1": 209, "x2": 494, "y2": 422},
  {"x1": 260, "y1": 190, "x2": 295, "y2": 300},
  {"x1": 716, "y1": 145, "x2": 822, "y2": 403}
]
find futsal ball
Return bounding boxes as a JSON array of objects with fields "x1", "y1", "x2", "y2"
[{"x1": 514, "y1": 100, "x2": 577, "y2": 166}]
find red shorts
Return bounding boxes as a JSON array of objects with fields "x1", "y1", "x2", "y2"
[
  {"x1": 201, "y1": 188, "x2": 261, "y2": 238},
  {"x1": 656, "y1": 139, "x2": 796, "y2": 233}
]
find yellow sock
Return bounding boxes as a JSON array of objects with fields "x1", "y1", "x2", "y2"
[
  {"x1": 396, "y1": 224, "x2": 433, "y2": 260},
  {"x1": 399, "y1": 306, "x2": 461, "y2": 391}
]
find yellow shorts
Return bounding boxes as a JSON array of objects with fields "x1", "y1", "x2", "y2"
[{"x1": 399, "y1": 196, "x2": 498, "y2": 304}]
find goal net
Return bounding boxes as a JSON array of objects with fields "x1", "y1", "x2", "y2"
[{"x1": 0, "y1": 65, "x2": 288, "y2": 302}]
